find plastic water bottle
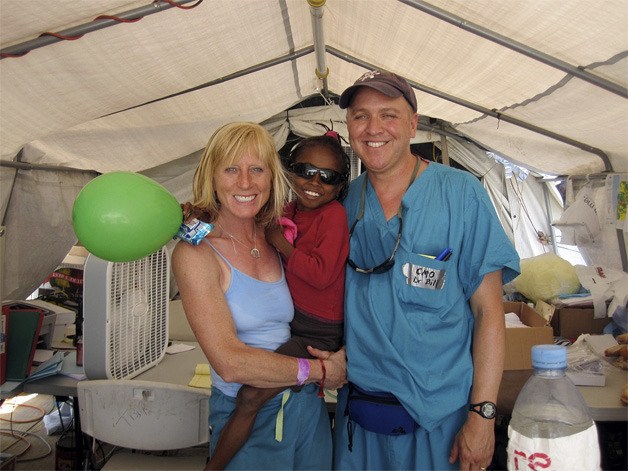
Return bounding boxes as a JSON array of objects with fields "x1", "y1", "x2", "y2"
[{"x1": 507, "y1": 344, "x2": 601, "y2": 471}]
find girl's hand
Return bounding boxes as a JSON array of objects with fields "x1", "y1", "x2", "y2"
[
  {"x1": 308, "y1": 346, "x2": 347, "y2": 390},
  {"x1": 181, "y1": 202, "x2": 212, "y2": 223},
  {"x1": 263, "y1": 222, "x2": 283, "y2": 245}
]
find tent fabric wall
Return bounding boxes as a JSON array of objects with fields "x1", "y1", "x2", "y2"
[
  {"x1": 1, "y1": 0, "x2": 627, "y2": 298},
  {"x1": 435, "y1": 138, "x2": 564, "y2": 261},
  {"x1": 2, "y1": 1, "x2": 625, "y2": 175},
  {"x1": 2, "y1": 170, "x2": 94, "y2": 300}
]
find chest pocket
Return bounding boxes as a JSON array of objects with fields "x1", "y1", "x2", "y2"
[{"x1": 393, "y1": 249, "x2": 460, "y2": 318}]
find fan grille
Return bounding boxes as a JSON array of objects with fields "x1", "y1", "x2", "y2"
[
  {"x1": 105, "y1": 249, "x2": 169, "y2": 379},
  {"x1": 83, "y1": 247, "x2": 170, "y2": 380}
]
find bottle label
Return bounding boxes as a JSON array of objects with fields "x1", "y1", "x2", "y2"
[{"x1": 507, "y1": 424, "x2": 600, "y2": 471}]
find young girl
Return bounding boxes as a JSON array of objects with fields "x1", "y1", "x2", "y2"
[{"x1": 207, "y1": 131, "x2": 350, "y2": 470}]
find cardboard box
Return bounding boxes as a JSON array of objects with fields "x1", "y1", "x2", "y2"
[
  {"x1": 550, "y1": 307, "x2": 611, "y2": 340},
  {"x1": 504, "y1": 301, "x2": 554, "y2": 370}
]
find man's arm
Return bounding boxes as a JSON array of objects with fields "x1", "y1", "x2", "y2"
[{"x1": 449, "y1": 269, "x2": 505, "y2": 470}]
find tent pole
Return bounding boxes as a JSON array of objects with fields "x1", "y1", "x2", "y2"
[
  {"x1": 308, "y1": 0, "x2": 330, "y2": 99},
  {"x1": 400, "y1": 0, "x2": 627, "y2": 99},
  {"x1": 0, "y1": 160, "x2": 99, "y2": 175},
  {"x1": 101, "y1": 46, "x2": 314, "y2": 117},
  {"x1": 328, "y1": 47, "x2": 613, "y2": 173},
  {"x1": 0, "y1": 0, "x2": 199, "y2": 59},
  {"x1": 440, "y1": 135, "x2": 450, "y2": 166}
]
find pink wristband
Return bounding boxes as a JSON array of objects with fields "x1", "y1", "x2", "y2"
[{"x1": 296, "y1": 358, "x2": 310, "y2": 386}]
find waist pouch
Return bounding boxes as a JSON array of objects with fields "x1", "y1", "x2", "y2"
[{"x1": 345, "y1": 382, "x2": 419, "y2": 444}]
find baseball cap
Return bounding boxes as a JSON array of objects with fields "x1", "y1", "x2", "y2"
[{"x1": 339, "y1": 70, "x2": 417, "y2": 112}]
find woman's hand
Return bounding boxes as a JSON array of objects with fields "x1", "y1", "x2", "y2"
[{"x1": 308, "y1": 345, "x2": 347, "y2": 390}]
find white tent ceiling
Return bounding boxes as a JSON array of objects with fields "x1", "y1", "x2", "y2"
[{"x1": 1, "y1": 0, "x2": 627, "y2": 299}]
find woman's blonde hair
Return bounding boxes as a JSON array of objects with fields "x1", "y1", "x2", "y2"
[{"x1": 192, "y1": 122, "x2": 289, "y2": 226}]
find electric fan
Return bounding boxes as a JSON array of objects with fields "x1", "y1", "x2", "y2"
[{"x1": 83, "y1": 247, "x2": 170, "y2": 380}]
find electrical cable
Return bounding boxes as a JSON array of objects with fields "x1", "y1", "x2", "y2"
[
  {"x1": 162, "y1": 0, "x2": 204, "y2": 9},
  {"x1": 0, "y1": 430, "x2": 53, "y2": 462},
  {"x1": 1, "y1": 0, "x2": 204, "y2": 59},
  {"x1": 0, "y1": 430, "x2": 31, "y2": 456},
  {"x1": 0, "y1": 396, "x2": 58, "y2": 463},
  {"x1": 86, "y1": 434, "x2": 114, "y2": 470},
  {"x1": 0, "y1": 403, "x2": 46, "y2": 424},
  {"x1": 508, "y1": 176, "x2": 551, "y2": 250}
]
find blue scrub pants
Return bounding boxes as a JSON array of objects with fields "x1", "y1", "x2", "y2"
[
  {"x1": 210, "y1": 383, "x2": 332, "y2": 470},
  {"x1": 333, "y1": 385, "x2": 467, "y2": 470}
]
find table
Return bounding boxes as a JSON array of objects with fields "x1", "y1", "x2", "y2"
[
  {"x1": 3, "y1": 342, "x2": 626, "y2": 422},
  {"x1": 0, "y1": 342, "x2": 210, "y2": 469},
  {"x1": 1, "y1": 341, "x2": 210, "y2": 398}
]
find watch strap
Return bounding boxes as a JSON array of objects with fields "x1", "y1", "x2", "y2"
[{"x1": 469, "y1": 401, "x2": 496, "y2": 419}]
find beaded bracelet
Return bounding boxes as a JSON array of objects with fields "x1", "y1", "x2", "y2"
[
  {"x1": 296, "y1": 358, "x2": 310, "y2": 386},
  {"x1": 317, "y1": 359, "x2": 326, "y2": 398}
]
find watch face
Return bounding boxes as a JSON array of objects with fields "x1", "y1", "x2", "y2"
[{"x1": 481, "y1": 402, "x2": 496, "y2": 418}]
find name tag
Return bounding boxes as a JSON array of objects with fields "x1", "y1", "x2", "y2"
[{"x1": 402, "y1": 263, "x2": 446, "y2": 290}]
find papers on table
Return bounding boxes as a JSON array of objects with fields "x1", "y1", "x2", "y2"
[
  {"x1": 188, "y1": 363, "x2": 211, "y2": 389},
  {"x1": 166, "y1": 343, "x2": 196, "y2": 354}
]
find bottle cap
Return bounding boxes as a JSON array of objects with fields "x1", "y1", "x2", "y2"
[{"x1": 531, "y1": 344, "x2": 567, "y2": 369}]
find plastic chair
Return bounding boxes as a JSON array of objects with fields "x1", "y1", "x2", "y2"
[{"x1": 77, "y1": 379, "x2": 210, "y2": 469}]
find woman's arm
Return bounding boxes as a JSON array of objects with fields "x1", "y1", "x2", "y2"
[{"x1": 171, "y1": 241, "x2": 346, "y2": 389}]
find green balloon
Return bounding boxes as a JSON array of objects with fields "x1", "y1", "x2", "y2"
[{"x1": 72, "y1": 172, "x2": 183, "y2": 262}]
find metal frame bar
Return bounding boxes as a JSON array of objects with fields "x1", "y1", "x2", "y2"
[
  {"x1": 327, "y1": 46, "x2": 613, "y2": 172},
  {"x1": 1, "y1": 0, "x2": 199, "y2": 59},
  {"x1": 399, "y1": 0, "x2": 627, "y2": 98}
]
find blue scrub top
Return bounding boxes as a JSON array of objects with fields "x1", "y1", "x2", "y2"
[{"x1": 343, "y1": 161, "x2": 520, "y2": 431}]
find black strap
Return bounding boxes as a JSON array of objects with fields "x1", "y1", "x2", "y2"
[
  {"x1": 344, "y1": 384, "x2": 353, "y2": 452},
  {"x1": 349, "y1": 155, "x2": 421, "y2": 236}
]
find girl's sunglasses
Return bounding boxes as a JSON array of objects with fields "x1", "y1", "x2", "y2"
[{"x1": 289, "y1": 162, "x2": 345, "y2": 185}]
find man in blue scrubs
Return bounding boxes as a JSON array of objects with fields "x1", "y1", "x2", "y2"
[{"x1": 334, "y1": 70, "x2": 520, "y2": 470}]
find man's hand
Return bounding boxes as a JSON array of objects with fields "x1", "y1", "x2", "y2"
[
  {"x1": 449, "y1": 413, "x2": 495, "y2": 470},
  {"x1": 307, "y1": 345, "x2": 347, "y2": 390}
]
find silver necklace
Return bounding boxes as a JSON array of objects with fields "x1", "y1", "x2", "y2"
[{"x1": 217, "y1": 222, "x2": 260, "y2": 259}]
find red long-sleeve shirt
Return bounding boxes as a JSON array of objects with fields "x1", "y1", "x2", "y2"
[{"x1": 283, "y1": 200, "x2": 349, "y2": 322}]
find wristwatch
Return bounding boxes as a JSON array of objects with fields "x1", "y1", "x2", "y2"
[{"x1": 469, "y1": 401, "x2": 497, "y2": 419}]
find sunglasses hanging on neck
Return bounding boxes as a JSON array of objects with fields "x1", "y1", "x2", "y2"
[{"x1": 346, "y1": 156, "x2": 421, "y2": 274}]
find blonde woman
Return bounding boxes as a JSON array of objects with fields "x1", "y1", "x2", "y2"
[{"x1": 172, "y1": 122, "x2": 346, "y2": 470}]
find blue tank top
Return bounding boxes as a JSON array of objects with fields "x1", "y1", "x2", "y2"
[{"x1": 205, "y1": 241, "x2": 294, "y2": 397}]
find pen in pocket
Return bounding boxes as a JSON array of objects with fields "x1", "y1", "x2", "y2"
[{"x1": 436, "y1": 248, "x2": 452, "y2": 261}]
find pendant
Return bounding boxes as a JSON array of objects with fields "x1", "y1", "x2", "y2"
[{"x1": 250, "y1": 248, "x2": 260, "y2": 259}]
